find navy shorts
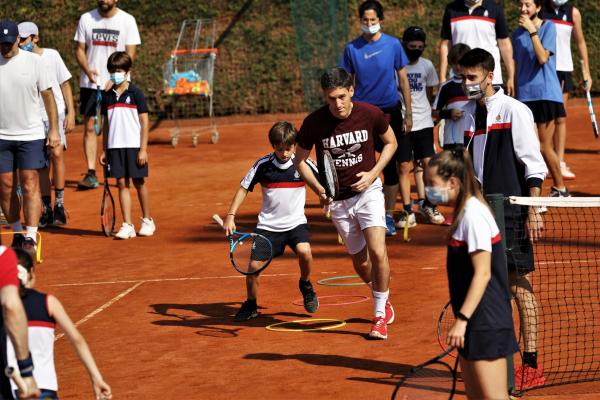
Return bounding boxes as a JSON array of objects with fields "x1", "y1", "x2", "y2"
[
  {"x1": 523, "y1": 100, "x2": 566, "y2": 124},
  {"x1": 79, "y1": 87, "x2": 100, "y2": 117},
  {"x1": 459, "y1": 328, "x2": 519, "y2": 360},
  {"x1": 397, "y1": 127, "x2": 435, "y2": 163},
  {"x1": 14, "y1": 389, "x2": 58, "y2": 399},
  {"x1": 255, "y1": 223, "x2": 310, "y2": 258},
  {"x1": 0, "y1": 139, "x2": 48, "y2": 173},
  {"x1": 557, "y1": 70, "x2": 574, "y2": 93},
  {"x1": 107, "y1": 148, "x2": 148, "y2": 179}
]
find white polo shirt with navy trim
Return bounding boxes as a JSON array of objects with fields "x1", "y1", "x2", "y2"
[
  {"x1": 102, "y1": 83, "x2": 148, "y2": 149},
  {"x1": 441, "y1": 0, "x2": 509, "y2": 84}
]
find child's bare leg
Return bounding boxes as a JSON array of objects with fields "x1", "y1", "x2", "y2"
[
  {"x1": 133, "y1": 178, "x2": 151, "y2": 219},
  {"x1": 51, "y1": 145, "x2": 65, "y2": 192},
  {"x1": 117, "y1": 178, "x2": 132, "y2": 224},
  {"x1": 245, "y1": 261, "x2": 262, "y2": 299},
  {"x1": 295, "y1": 242, "x2": 312, "y2": 281},
  {"x1": 510, "y1": 271, "x2": 539, "y2": 367}
]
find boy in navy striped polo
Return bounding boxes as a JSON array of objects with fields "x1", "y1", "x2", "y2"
[{"x1": 100, "y1": 51, "x2": 155, "y2": 239}]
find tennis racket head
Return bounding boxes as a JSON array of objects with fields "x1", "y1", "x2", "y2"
[
  {"x1": 437, "y1": 301, "x2": 458, "y2": 358},
  {"x1": 94, "y1": 86, "x2": 102, "y2": 136},
  {"x1": 229, "y1": 232, "x2": 273, "y2": 275},
  {"x1": 320, "y1": 149, "x2": 339, "y2": 199},
  {"x1": 392, "y1": 350, "x2": 458, "y2": 400},
  {"x1": 100, "y1": 181, "x2": 115, "y2": 237}
]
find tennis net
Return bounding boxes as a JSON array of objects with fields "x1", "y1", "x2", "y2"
[{"x1": 503, "y1": 196, "x2": 600, "y2": 393}]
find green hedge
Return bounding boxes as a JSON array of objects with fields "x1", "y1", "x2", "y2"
[{"x1": 2, "y1": 0, "x2": 598, "y2": 117}]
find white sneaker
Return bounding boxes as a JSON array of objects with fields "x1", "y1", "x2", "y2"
[
  {"x1": 115, "y1": 223, "x2": 136, "y2": 239},
  {"x1": 138, "y1": 218, "x2": 156, "y2": 237},
  {"x1": 418, "y1": 204, "x2": 445, "y2": 225},
  {"x1": 560, "y1": 161, "x2": 575, "y2": 180},
  {"x1": 395, "y1": 212, "x2": 417, "y2": 229}
]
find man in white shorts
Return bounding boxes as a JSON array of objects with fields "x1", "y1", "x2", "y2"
[
  {"x1": 294, "y1": 67, "x2": 398, "y2": 340},
  {"x1": 0, "y1": 20, "x2": 60, "y2": 255},
  {"x1": 18, "y1": 22, "x2": 74, "y2": 227}
]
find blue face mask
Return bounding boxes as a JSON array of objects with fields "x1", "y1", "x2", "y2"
[
  {"x1": 110, "y1": 72, "x2": 126, "y2": 85},
  {"x1": 19, "y1": 42, "x2": 34, "y2": 52},
  {"x1": 425, "y1": 186, "x2": 450, "y2": 205}
]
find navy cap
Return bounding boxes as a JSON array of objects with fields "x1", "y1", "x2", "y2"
[
  {"x1": 0, "y1": 20, "x2": 18, "y2": 44},
  {"x1": 402, "y1": 26, "x2": 426, "y2": 43}
]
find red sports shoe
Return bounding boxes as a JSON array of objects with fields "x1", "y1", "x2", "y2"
[
  {"x1": 514, "y1": 365, "x2": 546, "y2": 390},
  {"x1": 385, "y1": 300, "x2": 395, "y2": 325},
  {"x1": 369, "y1": 316, "x2": 388, "y2": 340}
]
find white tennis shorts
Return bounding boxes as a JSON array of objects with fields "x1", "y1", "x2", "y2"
[
  {"x1": 43, "y1": 113, "x2": 67, "y2": 149},
  {"x1": 330, "y1": 178, "x2": 386, "y2": 255}
]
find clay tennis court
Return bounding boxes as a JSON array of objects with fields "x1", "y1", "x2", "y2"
[{"x1": 27, "y1": 99, "x2": 600, "y2": 399}]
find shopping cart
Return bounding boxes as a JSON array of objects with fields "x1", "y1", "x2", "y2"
[{"x1": 163, "y1": 19, "x2": 218, "y2": 147}]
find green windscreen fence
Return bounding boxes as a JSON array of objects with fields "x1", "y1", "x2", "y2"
[{"x1": 290, "y1": 0, "x2": 349, "y2": 111}]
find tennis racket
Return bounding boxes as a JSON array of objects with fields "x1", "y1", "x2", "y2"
[
  {"x1": 584, "y1": 82, "x2": 598, "y2": 138},
  {"x1": 320, "y1": 149, "x2": 338, "y2": 218},
  {"x1": 391, "y1": 348, "x2": 459, "y2": 400},
  {"x1": 100, "y1": 165, "x2": 115, "y2": 237},
  {"x1": 212, "y1": 214, "x2": 274, "y2": 276},
  {"x1": 438, "y1": 301, "x2": 458, "y2": 358},
  {"x1": 5, "y1": 367, "x2": 31, "y2": 398},
  {"x1": 94, "y1": 84, "x2": 103, "y2": 136}
]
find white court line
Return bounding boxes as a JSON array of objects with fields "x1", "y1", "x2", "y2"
[
  {"x1": 50, "y1": 271, "x2": 339, "y2": 287},
  {"x1": 54, "y1": 281, "x2": 144, "y2": 341}
]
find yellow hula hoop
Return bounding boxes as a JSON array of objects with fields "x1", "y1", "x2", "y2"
[{"x1": 265, "y1": 318, "x2": 346, "y2": 332}]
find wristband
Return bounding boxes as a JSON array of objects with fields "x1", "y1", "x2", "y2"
[
  {"x1": 456, "y1": 312, "x2": 470, "y2": 323},
  {"x1": 17, "y1": 354, "x2": 34, "y2": 377},
  {"x1": 227, "y1": 213, "x2": 235, "y2": 216},
  {"x1": 527, "y1": 177, "x2": 544, "y2": 189},
  {"x1": 529, "y1": 31, "x2": 538, "y2": 38}
]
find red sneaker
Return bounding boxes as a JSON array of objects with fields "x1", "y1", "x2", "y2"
[
  {"x1": 514, "y1": 365, "x2": 546, "y2": 390},
  {"x1": 385, "y1": 300, "x2": 395, "y2": 325},
  {"x1": 369, "y1": 316, "x2": 388, "y2": 340}
]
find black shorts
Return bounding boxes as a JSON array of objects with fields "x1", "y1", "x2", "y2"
[
  {"x1": 79, "y1": 87, "x2": 100, "y2": 117},
  {"x1": 255, "y1": 223, "x2": 309, "y2": 258},
  {"x1": 374, "y1": 103, "x2": 404, "y2": 186},
  {"x1": 557, "y1": 70, "x2": 574, "y2": 93},
  {"x1": 0, "y1": 139, "x2": 48, "y2": 173},
  {"x1": 107, "y1": 148, "x2": 148, "y2": 179},
  {"x1": 459, "y1": 328, "x2": 519, "y2": 360},
  {"x1": 397, "y1": 127, "x2": 435, "y2": 163},
  {"x1": 505, "y1": 205, "x2": 534, "y2": 274},
  {"x1": 523, "y1": 100, "x2": 566, "y2": 124}
]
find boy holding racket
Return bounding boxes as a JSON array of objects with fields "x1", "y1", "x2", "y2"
[
  {"x1": 294, "y1": 67, "x2": 398, "y2": 340},
  {"x1": 99, "y1": 51, "x2": 155, "y2": 239},
  {"x1": 7, "y1": 248, "x2": 112, "y2": 400},
  {"x1": 222, "y1": 121, "x2": 319, "y2": 321}
]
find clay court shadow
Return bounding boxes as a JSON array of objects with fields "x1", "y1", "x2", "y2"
[{"x1": 43, "y1": 226, "x2": 105, "y2": 237}]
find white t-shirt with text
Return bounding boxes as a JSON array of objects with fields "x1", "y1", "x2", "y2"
[
  {"x1": 74, "y1": 8, "x2": 141, "y2": 89},
  {"x1": 403, "y1": 57, "x2": 439, "y2": 131}
]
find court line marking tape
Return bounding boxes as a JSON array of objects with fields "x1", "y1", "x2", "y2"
[
  {"x1": 54, "y1": 281, "x2": 144, "y2": 341},
  {"x1": 317, "y1": 275, "x2": 367, "y2": 287},
  {"x1": 265, "y1": 318, "x2": 346, "y2": 332}
]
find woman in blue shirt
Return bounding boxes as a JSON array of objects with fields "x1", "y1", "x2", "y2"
[{"x1": 512, "y1": 0, "x2": 568, "y2": 197}]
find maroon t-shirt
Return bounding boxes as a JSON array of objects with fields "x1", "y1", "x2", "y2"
[{"x1": 297, "y1": 101, "x2": 389, "y2": 200}]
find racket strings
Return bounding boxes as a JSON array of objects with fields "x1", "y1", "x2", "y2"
[
  {"x1": 232, "y1": 234, "x2": 272, "y2": 274},
  {"x1": 395, "y1": 362, "x2": 457, "y2": 400}
]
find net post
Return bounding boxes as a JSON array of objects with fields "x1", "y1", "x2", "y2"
[{"x1": 486, "y1": 193, "x2": 515, "y2": 394}]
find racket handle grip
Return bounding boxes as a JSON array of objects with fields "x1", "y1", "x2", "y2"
[
  {"x1": 5, "y1": 367, "x2": 27, "y2": 395},
  {"x1": 212, "y1": 214, "x2": 224, "y2": 227},
  {"x1": 324, "y1": 204, "x2": 331, "y2": 219}
]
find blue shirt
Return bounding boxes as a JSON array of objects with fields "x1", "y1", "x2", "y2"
[
  {"x1": 512, "y1": 21, "x2": 563, "y2": 103},
  {"x1": 340, "y1": 33, "x2": 408, "y2": 109}
]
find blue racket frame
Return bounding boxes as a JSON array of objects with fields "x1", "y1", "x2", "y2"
[
  {"x1": 94, "y1": 85, "x2": 102, "y2": 136},
  {"x1": 227, "y1": 231, "x2": 273, "y2": 276}
]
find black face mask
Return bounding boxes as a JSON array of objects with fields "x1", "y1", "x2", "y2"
[{"x1": 405, "y1": 48, "x2": 424, "y2": 62}]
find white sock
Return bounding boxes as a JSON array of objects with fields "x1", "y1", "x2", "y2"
[
  {"x1": 372, "y1": 289, "x2": 389, "y2": 318},
  {"x1": 11, "y1": 221, "x2": 23, "y2": 233},
  {"x1": 25, "y1": 226, "x2": 37, "y2": 241}
]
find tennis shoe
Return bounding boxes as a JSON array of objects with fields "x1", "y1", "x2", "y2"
[
  {"x1": 549, "y1": 186, "x2": 570, "y2": 198},
  {"x1": 418, "y1": 204, "x2": 445, "y2": 225},
  {"x1": 53, "y1": 204, "x2": 67, "y2": 226},
  {"x1": 138, "y1": 218, "x2": 156, "y2": 237},
  {"x1": 39, "y1": 206, "x2": 53, "y2": 229},
  {"x1": 234, "y1": 300, "x2": 259, "y2": 322},
  {"x1": 385, "y1": 214, "x2": 396, "y2": 236},
  {"x1": 115, "y1": 223, "x2": 136, "y2": 240},
  {"x1": 395, "y1": 212, "x2": 416, "y2": 229},
  {"x1": 11, "y1": 233, "x2": 25, "y2": 249},
  {"x1": 385, "y1": 300, "x2": 395, "y2": 325},
  {"x1": 22, "y1": 237, "x2": 37, "y2": 260},
  {"x1": 560, "y1": 161, "x2": 575, "y2": 180},
  {"x1": 299, "y1": 279, "x2": 319, "y2": 313},
  {"x1": 514, "y1": 365, "x2": 546, "y2": 390},
  {"x1": 77, "y1": 172, "x2": 99, "y2": 189},
  {"x1": 0, "y1": 210, "x2": 8, "y2": 225},
  {"x1": 368, "y1": 316, "x2": 388, "y2": 340}
]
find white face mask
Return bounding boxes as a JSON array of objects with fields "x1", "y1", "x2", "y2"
[
  {"x1": 425, "y1": 186, "x2": 450, "y2": 205},
  {"x1": 552, "y1": 0, "x2": 568, "y2": 6},
  {"x1": 361, "y1": 23, "x2": 380, "y2": 35}
]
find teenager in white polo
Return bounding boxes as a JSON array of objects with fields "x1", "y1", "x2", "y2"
[{"x1": 0, "y1": 20, "x2": 60, "y2": 254}]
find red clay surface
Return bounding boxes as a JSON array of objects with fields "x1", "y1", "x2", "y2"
[{"x1": 27, "y1": 98, "x2": 600, "y2": 399}]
